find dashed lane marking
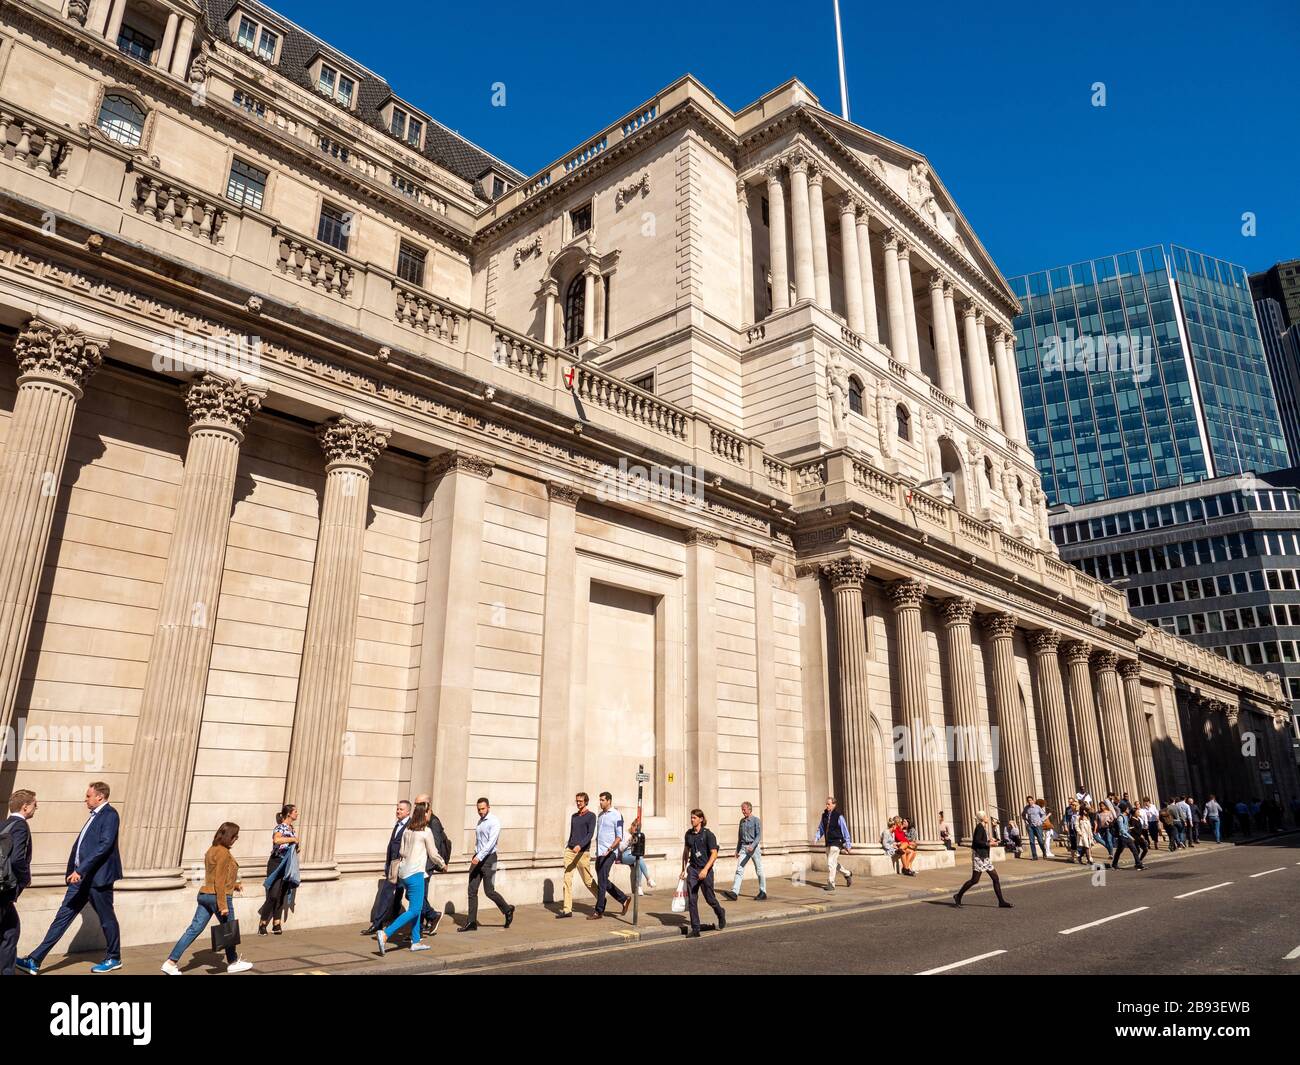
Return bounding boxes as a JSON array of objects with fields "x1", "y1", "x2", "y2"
[
  {"x1": 1059, "y1": 907, "x2": 1148, "y2": 935},
  {"x1": 1174, "y1": 881, "x2": 1233, "y2": 899},
  {"x1": 1284, "y1": 946, "x2": 1300, "y2": 961},
  {"x1": 916, "y1": 950, "x2": 1008, "y2": 975},
  {"x1": 1249, "y1": 867, "x2": 1286, "y2": 878}
]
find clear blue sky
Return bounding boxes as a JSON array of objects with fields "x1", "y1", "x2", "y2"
[{"x1": 276, "y1": 0, "x2": 1299, "y2": 277}]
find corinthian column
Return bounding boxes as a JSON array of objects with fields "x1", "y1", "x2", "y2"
[
  {"x1": 1062, "y1": 640, "x2": 1106, "y2": 797},
  {"x1": 980, "y1": 613, "x2": 1033, "y2": 827},
  {"x1": 825, "y1": 557, "x2": 876, "y2": 836},
  {"x1": 808, "y1": 167, "x2": 832, "y2": 309},
  {"x1": 1027, "y1": 630, "x2": 1074, "y2": 813},
  {"x1": 930, "y1": 274, "x2": 956, "y2": 396},
  {"x1": 976, "y1": 311, "x2": 999, "y2": 428},
  {"x1": 897, "y1": 243, "x2": 920, "y2": 371},
  {"x1": 284, "y1": 417, "x2": 390, "y2": 879},
  {"x1": 120, "y1": 375, "x2": 264, "y2": 886},
  {"x1": 765, "y1": 163, "x2": 789, "y2": 313},
  {"x1": 1119, "y1": 659, "x2": 1159, "y2": 803},
  {"x1": 882, "y1": 230, "x2": 908, "y2": 363},
  {"x1": 995, "y1": 330, "x2": 1027, "y2": 445},
  {"x1": 888, "y1": 578, "x2": 940, "y2": 845},
  {"x1": 1092, "y1": 650, "x2": 1137, "y2": 799},
  {"x1": 738, "y1": 181, "x2": 755, "y2": 324},
  {"x1": 855, "y1": 204, "x2": 879, "y2": 343},
  {"x1": 838, "y1": 195, "x2": 865, "y2": 335},
  {"x1": 0, "y1": 318, "x2": 105, "y2": 738},
  {"x1": 940, "y1": 598, "x2": 986, "y2": 843},
  {"x1": 788, "y1": 156, "x2": 816, "y2": 303},
  {"x1": 963, "y1": 301, "x2": 993, "y2": 421},
  {"x1": 944, "y1": 283, "x2": 966, "y2": 404}
]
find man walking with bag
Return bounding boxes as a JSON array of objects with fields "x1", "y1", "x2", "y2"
[{"x1": 680, "y1": 809, "x2": 726, "y2": 938}]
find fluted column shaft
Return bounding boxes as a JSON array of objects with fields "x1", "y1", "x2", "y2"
[
  {"x1": 930, "y1": 275, "x2": 956, "y2": 396},
  {"x1": 582, "y1": 269, "x2": 596, "y2": 340},
  {"x1": 897, "y1": 244, "x2": 920, "y2": 371},
  {"x1": 120, "y1": 376, "x2": 263, "y2": 884},
  {"x1": 981, "y1": 613, "x2": 1033, "y2": 827},
  {"x1": 0, "y1": 319, "x2": 104, "y2": 738},
  {"x1": 940, "y1": 598, "x2": 985, "y2": 843},
  {"x1": 826, "y1": 558, "x2": 875, "y2": 836},
  {"x1": 788, "y1": 157, "x2": 816, "y2": 302},
  {"x1": 889, "y1": 579, "x2": 941, "y2": 844},
  {"x1": 976, "y1": 312, "x2": 1000, "y2": 428},
  {"x1": 963, "y1": 303, "x2": 993, "y2": 421},
  {"x1": 1063, "y1": 641, "x2": 1106, "y2": 797},
  {"x1": 838, "y1": 196, "x2": 865, "y2": 334},
  {"x1": 943, "y1": 283, "x2": 966, "y2": 405},
  {"x1": 1093, "y1": 650, "x2": 1137, "y2": 798},
  {"x1": 284, "y1": 418, "x2": 390, "y2": 878},
  {"x1": 738, "y1": 182, "x2": 755, "y2": 324},
  {"x1": 855, "y1": 208, "x2": 879, "y2": 343},
  {"x1": 765, "y1": 165, "x2": 789, "y2": 313},
  {"x1": 882, "y1": 231, "x2": 908, "y2": 363},
  {"x1": 1028, "y1": 630, "x2": 1074, "y2": 813},
  {"x1": 808, "y1": 169, "x2": 832, "y2": 309},
  {"x1": 1120, "y1": 661, "x2": 1159, "y2": 803}
]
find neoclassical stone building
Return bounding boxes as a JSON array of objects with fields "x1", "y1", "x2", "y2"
[{"x1": 0, "y1": 0, "x2": 1293, "y2": 947}]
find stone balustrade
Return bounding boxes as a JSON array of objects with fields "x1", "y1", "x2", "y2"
[
  {"x1": 131, "y1": 173, "x2": 228, "y2": 244},
  {"x1": 392, "y1": 282, "x2": 460, "y2": 342},
  {"x1": 0, "y1": 108, "x2": 70, "y2": 177},
  {"x1": 572, "y1": 365, "x2": 689, "y2": 441},
  {"x1": 709, "y1": 424, "x2": 747, "y2": 467},
  {"x1": 277, "y1": 233, "x2": 356, "y2": 299},
  {"x1": 491, "y1": 327, "x2": 548, "y2": 380}
]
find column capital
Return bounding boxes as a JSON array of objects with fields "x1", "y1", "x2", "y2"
[
  {"x1": 546, "y1": 481, "x2": 582, "y2": 506},
  {"x1": 886, "y1": 577, "x2": 927, "y2": 610},
  {"x1": 763, "y1": 161, "x2": 784, "y2": 184},
  {"x1": 822, "y1": 556, "x2": 868, "y2": 587},
  {"x1": 1090, "y1": 648, "x2": 1119, "y2": 673},
  {"x1": 686, "y1": 529, "x2": 719, "y2": 548},
  {"x1": 837, "y1": 192, "x2": 858, "y2": 214},
  {"x1": 14, "y1": 316, "x2": 107, "y2": 392},
  {"x1": 1061, "y1": 639, "x2": 1093, "y2": 665},
  {"x1": 942, "y1": 278, "x2": 955, "y2": 297},
  {"x1": 896, "y1": 240, "x2": 912, "y2": 262},
  {"x1": 938, "y1": 596, "x2": 975, "y2": 627},
  {"x1": 318, "y1": 417, "x2": 390, "y2": 471},
  {"x1": 184, "y1": 372, "x2": 264, "y2": 436},
  {"x1": 751, "y1": 546, "x2": 776, "y2": 565},
  {"x1": 431, "y1": 450, "x2": 492, "y2": 480},
  {"x1": 1000, "y1": 329, "x2": 1016, "y2": 348},
  {"x1": 1026, "y1": 628, "x2": 1060, "y2": 655},
  {"x1": 807, "y1": 165, "x2": 825, "y2": 188},
  {"x1": 978, "y1": 611, "x2": 1017, "y2": 639},
  {"x1": 928, "y1": 272, "x2": 944, "y2": 293},
  {"x1": 974, "y1": 307, "x2": 987, "y2": 326},
  {"x1": 1117, "y1": 658, "x2": 1142, "y2": 681},
  {"x1": 538, "y1": 275, "x2": 560, "y2": 298},
  {"x1": 736, "y1": 178, "x2": 749, "y2": 199},
  {"x1": 854, "y1": 199, "x2": 872, "y2": 222},
  {"x1": 883, "y1": 228, "x2": 900, "y2": 251},
  {"x1": 787, "y1": 153, "x2": 811, "y2": 176},
  {"x1": 961, "y1": 298, "x2": 978, "y2": 319}
]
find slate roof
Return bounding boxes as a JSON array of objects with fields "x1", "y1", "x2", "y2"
[{"x1": 198, "y1": 0, "x2": 525, "y2": 198}]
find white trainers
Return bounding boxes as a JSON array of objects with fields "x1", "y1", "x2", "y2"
[
  {"x1": 226, "y1": 958, "x2": 253, "y2": 974},
  {"x1": 161, "y1": 959, "x2": 181, "y2": 976},
  {"x1": 645, "y1": 880, "x2": 656, "y2": 891},
  {"x1": 637, "y1": 885, "x2": 645, "y2": 895},
  {"x1": 410, "y1": 942, "x2": 432, "y2": 952}
]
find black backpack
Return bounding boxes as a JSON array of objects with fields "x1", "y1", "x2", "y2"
[
  {"x1": 428, "y1": 814, "x2": 452, "y2": 867},
  {"x1": 0, "y1": 820, "x2": 20, "y2": 894}
]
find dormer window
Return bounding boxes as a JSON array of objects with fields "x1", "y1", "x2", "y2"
[
  {"x1": 388, "y1": 106, "x2": 424, "y2": 149},
  {"x1": 315, "y1": 61, "x2": 357, "y2": 109},
  {"x1": 492, "y1": 176, "x2": 507, "y2": 198},
  {"x1": 229, "y1": 9, "x2": 284, "y2": 64},
  {"x1": 477, "y1": 168, "x2": 513, "y2": 200}
]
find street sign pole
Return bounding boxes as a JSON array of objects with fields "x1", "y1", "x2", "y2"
[{"x1": 633, "y1": 763, "x2": 648, "y2": 925}]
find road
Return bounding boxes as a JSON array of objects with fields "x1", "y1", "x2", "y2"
[{"x1": 464, "y1": 839, "x2": 1300, "y2": 975}]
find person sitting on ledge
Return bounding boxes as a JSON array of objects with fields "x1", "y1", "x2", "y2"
[
  {"x1": 938, "y1": 812, "x2": 955, "y2": 851},
  {"x1": 1000, "y1": 819, "x2": 1022, "y2": 858},
  {"x1": 891, "y1": 817, "x2": 917, "y2": 876},
  {"x1": 880, "y1": 817, "x2": 901, "y2": 872}
]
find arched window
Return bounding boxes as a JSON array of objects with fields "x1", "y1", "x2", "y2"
[
  {"x1": 896, "y1": 403, "x2": 911, "y2": 441},
  {"x1": 563, "y1": 273, "x2": 585, "y2": 345},
  {"x1": 848, "y1": 376, "x2": 864, "y2": 416},
  {"x1": 97, "y1": 94, "x2": 145, "y2": 147}
]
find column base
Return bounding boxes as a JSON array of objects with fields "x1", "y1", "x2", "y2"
[
  {"x1": 116, "y1": 868, "x2": 189, "y2": 891},
  {"x1": 298, "y1": 861, "x2": 341, "y2": 882}
]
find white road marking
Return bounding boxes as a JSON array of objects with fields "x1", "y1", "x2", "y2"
[
  {"x1": 1285, "y1": 945, "x2": 1300, "y2": 961},
  {"x1": 1249, "y1": 867, "x2": 1286, "y2": 878},
  {"x1": 1174, "y1": 881, "x2": 1233, "y2": 899},
  {"x1": 1059, "y1": 907, "x2": 1148, "y2": 935},
  {"x1": 916, "y1": 949, "x2": 1007, "y2": 975}
]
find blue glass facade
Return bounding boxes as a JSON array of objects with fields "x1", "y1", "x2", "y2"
[{"x1": 1010, "y1": 245, "x2": 1289, "y2": 507}]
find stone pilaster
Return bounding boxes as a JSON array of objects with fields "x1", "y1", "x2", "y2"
[
  {"x1": 765, "y1": 163, "x2": 789, "y2": 313},
  {"x1": 882, "y1": 229, "x2": 908, "y2": 363},
  {"x1": 838, "y1": 195, "x2": 865, "y2": 335},
  {"x1": 788, "y1": 155, "x2": 816, "y2": 304},
  {"x1": 1027, "y1": 629, "x2": 1074, "y2": 812},
  {"x1": 825, "y1": 557, "x2": 875, "y2": 838},
  {"x1": 1119, "y1": 660, "x2": 1159, "y2": 803},
  {"x1": 980, "y1": 612, "x2": 1034, "y2": 827},
  {"x1": 939, "y1": 597, "x2": 985, "y2": 842},
  {"x1": 533, "y1": 481, "x2": 581, "y2": 854},
  {"x1": 411, "y1": 451, "x2": 492, "y2": 856},
  {"x1": 854, "y1": 204, "x2": 879, "y2": 343},
  {"x1": 120, "y1": 374, "x2": 263, "y2": 886},
  {"x1": 1092, "y1": 649, "x2": 1137, "y2": 799},
  {"x1": 807, "y1": 167, "x2": 832, "y2": 309},
  {"x1": 751, "y1": 547, "x2": 783, "y2": 847},
  {"x1": 686, "y1": 529, "x2": 719, "y2": 815},
  {"x1": 0, "y1": 317, "x2": 105, "y2": 738},
  {"x1": 1062, "y1": 640, "x2": 1106, "y2": 797},
  {"x1": 283, "y1": 417, "x2": 389, "y2": 879},
  {"x1": 897, "y1": 242, "x2": 920, "y2": 372},
  {"x1": 888, "y1": 578, "x2": 941, "y2": 844}
]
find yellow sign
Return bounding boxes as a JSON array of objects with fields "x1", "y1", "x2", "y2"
[{"x1": 666, "y1": 772, "x2": 676, "y2": 784}]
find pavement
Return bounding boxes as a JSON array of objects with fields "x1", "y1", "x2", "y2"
[{"x1": 23, "y1": 829, "x2": 1295, "y2": 976}]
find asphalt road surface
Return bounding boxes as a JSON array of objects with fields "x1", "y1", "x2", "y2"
[{"x1": 465, "y1": 839, "x2": 1300, "y2": 975}]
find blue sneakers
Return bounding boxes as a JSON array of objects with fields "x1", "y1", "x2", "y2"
[
  {"x1": 14, "y1": 957, "x2": 38, "y2": 975},
  {"x1": 90, "y1": 958, "x2": 123, "y2": 973}
]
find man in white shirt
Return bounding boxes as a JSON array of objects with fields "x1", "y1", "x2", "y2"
[
  {"x1": 459, "y1": 797, "x2": 513, "y2": 933},
  {"x1": 590, "y1": 791, "x2": 631, "y2": 920}
]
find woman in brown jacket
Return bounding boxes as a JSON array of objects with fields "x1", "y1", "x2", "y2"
[{"x1": 161, "y1": 822, "x2": 253, "y2": 974}]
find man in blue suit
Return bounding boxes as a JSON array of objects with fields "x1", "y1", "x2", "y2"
[
  {"x1": 1, "y1": 789, "x2": 37, "y2": 976},
  {"x1": 16, "y1": 781, "x2": 123, "y2": 974},
  {"x1": 363, "y1": 799, "x2": 411, "y2": 935}
]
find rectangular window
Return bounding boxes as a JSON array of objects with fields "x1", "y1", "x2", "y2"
[
  {"x1": 406, "y1": 117, "x2": 423, "y2": 147},
  {"x1": 630, "y1": 372, "x2": 655, "y2": 394},
  {"x1": 318, "y1": 64, "x2": 336, "y2": 94},
  {"x1": 117, "y1": 24, "x2": 156, "y2": 63},
  {"x1": 492, "y1": 176, "x2": 507, "y2": 198},
  {"x1": 338, "y1": 75, "x2": 355, "y2": 107},
  {"x1": 571, "y1": 203, "x2": 592, "y2": 237},
  {"x1": 396, "y1": 242, "x2": 426, "y2": 287},
  {"x1": 226, "y1": 158, "x2": 268, "y2": 210},
  {"x1": 317, "y1": 203, "x2": 351, "y2": 253},
  {"x1": 391, "y1": 107, "x2": 408, "y2": 138},
  {"x1": 258, "y1": 28, "x2": 279, "y2": 62},
  {"x1": 237, "y1": 15, "x2": 258, "y2": 50}
]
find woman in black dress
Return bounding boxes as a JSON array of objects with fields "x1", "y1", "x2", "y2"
[{"x1": 953, "y1": 810, "x2": 1012, "y2": 908}]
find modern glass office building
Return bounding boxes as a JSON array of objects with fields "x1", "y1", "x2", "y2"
[{"x1": 1009, "y1": 245, "x2": 1290, "y2": 507}]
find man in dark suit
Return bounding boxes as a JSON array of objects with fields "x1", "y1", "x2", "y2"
[
  {"x1": 413, "y1": 793, "x2": 451, "y2": 935},
  {"x1": 1, "y1": 789, "x2": 37, "y2": 976},
  {"x1": 16, "y1": 780, "x2": 123, "y2": 974},
  {"x1": 363, "y1": 799, "x2": 411, "y2": 935}
]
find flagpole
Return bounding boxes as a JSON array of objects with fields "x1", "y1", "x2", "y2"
[{"x1": 834, "y1": 0, "x2": 850, "y2": 120}]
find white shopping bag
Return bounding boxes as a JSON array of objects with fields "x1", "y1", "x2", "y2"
[{"x1": 671, "y1": 876, "x2": 688, "y2": 913}]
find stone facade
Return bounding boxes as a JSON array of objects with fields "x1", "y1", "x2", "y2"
[{"x1": 0, "y1": 0, "x2": 1290, "y2": 950}]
